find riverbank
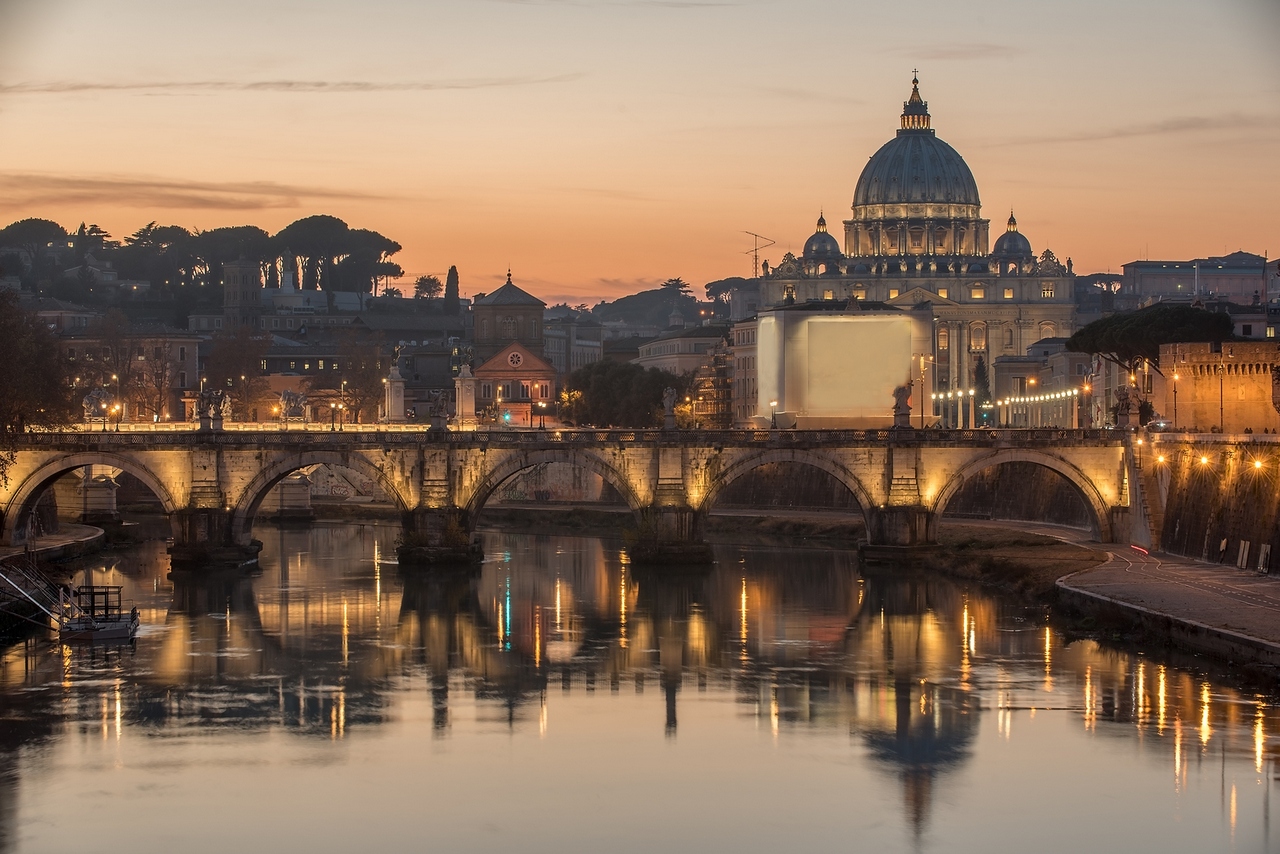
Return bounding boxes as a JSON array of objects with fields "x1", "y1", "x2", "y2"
[{"x1": 0, "y1": 524, "x2": 105, "y2": 635}]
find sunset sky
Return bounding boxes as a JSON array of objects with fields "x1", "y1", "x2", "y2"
[{"x1": 0, "y1": 0, "x2": 1277, "y2": 305}]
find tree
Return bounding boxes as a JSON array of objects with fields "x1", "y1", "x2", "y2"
[
  {"x1": 560, "y1": 360, "x2": 688, "y2": 427},
  {"x1": 1066, "y1": 304, "x2": 1233, "y2": 374},
  {"x1": 443, "y1": 265, "x2": 460, "y2": 315},
  {"x1": 661, "y1": 277, "x2": 690, "y2": 293},
  {"x1": 0, "y1": 218, "x2": 67, "y2": 289},
  {"x1": 972, "y1": 356, "x2": 993, "y2": 425},
  {"x1": 704, "y1": 276, "x2": 751, "y2": 303},
  {"x1": 302, "y1": 333, "x2": 386, "y2": 424},
  {"x1": 414, "y1": 275, "x2": 443, "y2": 299},
  {"x1": 131, "y1": 341, "x2": 181, "y2": 422},
  {"x1": 0, "y1": 291, "x2": 77, "y2": 482},
  {"x1": 204, "y1": 326, "x2": 272, "y2": 419}
]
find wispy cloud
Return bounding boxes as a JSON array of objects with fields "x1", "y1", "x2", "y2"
[
  {"x1": 0, "y1": 173, "x2": 386, "y2": 210},
  {"x1": 989, "y1": 113, "x2": 1280, "y2": 147},
  {"x1": 0, "y1": 74, "x2": 583, "y2": 95},
  {"x1": 894, "y1": 44, "x2": 1025, "y2": 61}
]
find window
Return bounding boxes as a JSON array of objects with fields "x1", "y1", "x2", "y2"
[
  {"x1": 937, "y1": 288, "x2": 949, "y2": 299},
  {"x1": 318, "y1": 359, "x2": 325, "y2": 371},
  {"x1": 938, "y1": 328, "x2": 950, "y2": 350},
  {"x1": 1041, "y1": 283, "x2": 1055, "y2": 299},
  {"x1": 823, "y1": 289, "x2": 833, "y2": 300},
  {"x1": 1003, "y1": 288, "x2": 1015, "y2": 299},
  {"x1": 888, "y1": 288, "x2": 899, "y2": 299},
  {"x1": 153, "y1": 346, "x2": 162, "y2": 360},
  {"x1": 1269, "y1": 327, "x2": 1276, "y2": 339},
  {"x1": 853, "y1": 289, "x2": 866, "y2": 300},
  {"x1": 179, "y1": 347, "x2": 186, "y2": 361},
  {"x1": 67, "y1": 348, "x2": 76, "y2": 360},
  {"x1": 481, "y1": 383, "x2": 492, "y2": 399},
  {"x1": 272, "y1": 318, "x2": 280, "y2": 329},
  {"x1": 178, "y1": 371, "x2": 187, "y2": 388},
  {"x1": 520, "y1": 382, "x2": 531, "y2": 399},
  {"x1": 1243, "y1": 324, "x2": 1253, "y2": 337},
  {"x1": 289, "y1": 361, "x2": 296, "y2": 371},
  {"x1": 261, "y1": 360, "x2": 267, "y2": 371},
  {"x1": 214, "y1": 319, "x2": 222, "y2": 329},
  {"x1": 970, "y1": 287, "x2": 985, "y2": 300},
  {"x1": 970, "y1": 324, "x2": 987, "y2": 350},
  {"x1": 1005, "y1": 327, "x2": 1014, "y2": 347},
  {"x1": 1039, "y1": 322, "x2": 1055, "y2": 339},
  {"x1": 1075, "y1": 363, "x2": 1086, "y2": 375}
]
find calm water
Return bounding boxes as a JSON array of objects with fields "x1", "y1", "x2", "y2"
[{"x1": 1, "y1": 523, "x2": 1277, "y2": 853}]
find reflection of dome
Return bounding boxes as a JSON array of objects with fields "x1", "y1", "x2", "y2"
[
  {"x1": 852, "y1": 77, "x2": 980, "y2": 210},
  {"x1": 802, "y1": 213, "x2": 842, "y2": 259},
  {"x1": 992, "y1": 211, "x2": 1033, "y2": 259}
]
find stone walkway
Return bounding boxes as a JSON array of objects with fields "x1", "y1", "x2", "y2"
[
  {"x1": 955, "y1": 519, "x2": 1280, "y2": 653},
  {"x1": 0, "y1": 524, "x2": 104, "y2": 562}
]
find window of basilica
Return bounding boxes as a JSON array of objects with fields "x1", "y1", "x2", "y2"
[{"x1": 1041, "y1": 283, "x2": 1055, "y2": 299}]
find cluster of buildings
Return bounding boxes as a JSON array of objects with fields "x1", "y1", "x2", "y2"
[{"x1": 9, "y1": 76, "x2": 1278, "y2": 433}]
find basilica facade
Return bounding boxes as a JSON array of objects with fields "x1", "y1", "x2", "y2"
[{"x1": 737, "y1": 77, "x2": 1078, "y2": 421}]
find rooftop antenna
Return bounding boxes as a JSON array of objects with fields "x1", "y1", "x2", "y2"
[{"x1": 742, "y1": 231, "x2": 776, "y2": 278}]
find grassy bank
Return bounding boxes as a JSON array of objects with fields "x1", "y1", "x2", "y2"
[{"x1": 921, "y1": 524, "x2": 1108, "y2": 603}]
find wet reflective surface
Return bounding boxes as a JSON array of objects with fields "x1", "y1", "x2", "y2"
[{"x1": 2, "y1": 524, "x2": 1279, "y2": 853}]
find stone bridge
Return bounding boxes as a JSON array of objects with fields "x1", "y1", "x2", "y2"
[{"x1": 0, "y1": 428, "x2": 1131, "y2": 567}]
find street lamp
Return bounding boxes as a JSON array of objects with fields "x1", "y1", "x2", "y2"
[
  {"x1": 1172, "y1": 373, "x2": 1179, "y2": 430},
  {"x1": 111, "y1": 403, "x2": 121, "y2": 432},
  {"x1": 537, "y1": 400, "x2": 547, "y2": 429},
  {"x1": 769, "y1": 399, "x2": 778, "y2": 429},
  {"x1": 100, "y1": 401, "x2": 108, "y2": 432},
  {"x1": 337, "y1": 402, "x2": 345, "y2": 431},
  {"x1": 330, "y1": 401, "x2": 337, "y2": 431}
]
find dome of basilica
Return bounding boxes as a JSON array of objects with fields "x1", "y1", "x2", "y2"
[
  {"x1": 851, "y1": 77, "x2": 980, "y2": 210},
  {"x1": 992, "y1": 211, "x2": 1033, "y2": 259},
  {"x1": 802, "y1": 213, "x2": 842, "y2": 259}
]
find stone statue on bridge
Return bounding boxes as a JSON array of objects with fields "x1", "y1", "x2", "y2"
[
  {"x1": 1114, "y1": 383, "x2": 1133, "y2": 429},
  {"x1": 662, "y1": 387, "x2": 677, "y2": 431},
  {"x1": 279, "y1": 390, "x2": 308, "y2": 421},
  {"x1": 82, "y1": 388, "x2": 112, "y2": 421},
  {"x1": 892, "y1": 382, "x2": 913, "y2": 429}
]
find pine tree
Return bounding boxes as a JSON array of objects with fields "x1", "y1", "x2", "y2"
[{"x1": 443, "y1": 265, "x2": 460, "y2": 315}]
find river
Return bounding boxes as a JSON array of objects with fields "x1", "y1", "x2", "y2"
[{"x1": 0, "y1": 522, "x2": 1275, "y2": 853}]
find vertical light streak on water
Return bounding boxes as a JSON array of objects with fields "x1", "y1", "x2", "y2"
[
  {"x1": 1084, "y1": 666, "x2": 1094, "y2": 733},
  {"x1": 1158, "y1": 666, "x2": 1167, "y2": 735},
  {"x1": 1043, "y1": 626, "x2": 1053, "y2": 693},
  {"x1": 1201, "y1": 682, "x2": 1213, "y2": 746},
  {"x1": 1256, "y1": 706, "x2": 1266, "y2": 773},
  {"x1": 505, "y1": 575, "x2": 511, "y2": 652}
]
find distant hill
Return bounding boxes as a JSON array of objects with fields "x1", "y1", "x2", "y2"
[{"x1": 592, "y1": 287, "x2": 696, "y2": 329}]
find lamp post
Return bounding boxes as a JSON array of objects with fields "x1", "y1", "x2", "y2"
[
  {"x1": 537, "y1": 400, "x2": 547, "y2": 429},
  {"x1": 338, "y1": 403, "x2": 345, "y2": 431},
  {"x1": 100, "y1": 401, "x2": 108, "y2": 432},
  {"x1": 769, "y1": 399, "x2": 778, "y2": 429},
  {"x1": 915, "y1": 353, "x2": 933, "y2": 429},
  {"x1": 111, "y1": 404, "x2": 121, "y2": 432},
  {"x1": 1172, "y1": 372, "x2": 1179, "y2": 430},
  {"x1": 1217, "y1": 355, "x2": 1225, "y2": 433},
  {"x1": 273, "y1": 405, "x2": 281, "y2": 431},
  {"x1": 330, "y1": 401, "x2": 337, "y2": 431},
  {"x1": 111, "y1": 373, "x2": 121, "y2": 425}
]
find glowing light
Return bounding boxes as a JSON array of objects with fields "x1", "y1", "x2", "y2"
[
  {"x1": 1157, "y1": 455, "x2": 1166, "y2": 463},
  {"x1": 1256, "y1": 706, "x2": 1266, "y2": 773},
  {"x1": 1254, "y1": 459, "x2": 1263, "y2": 470},
  {"x1": 1200, "y1": 456, "x2": 1209, "y2": 465},
  {"x1": 1199, "y1": 682, "x2": 1212, "y2": 745},
  {"x1": 1157, "y1": 666, "x2": 1166, "y2": 734}
]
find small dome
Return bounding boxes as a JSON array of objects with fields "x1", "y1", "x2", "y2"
[
  {"x1": 992, "y1": 211, "x2": 1033, "y2": 259},
  {"x1": 802, "y1": 212, "x2": 842, "y2": 259}
]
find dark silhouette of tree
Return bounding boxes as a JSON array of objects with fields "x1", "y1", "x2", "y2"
[
  {"x1": 0, "y1": 218, "x2": 67, "y2": 289},
  {"x1": 414, "y1": 275, "x2": 443, "y2": 299},
  {"x1": 305, "y1": 332, "x2": 385, "y2": 423},
  {"x1": 0, "y1": 291, "x2": 77, "y2": 482},
  {"x1": 972, "y1": 356, "x2": 993, "y2": 424},
  {"x1": 444, "y1": 265, "x2": 460, "y2": 315},
  {"x1": 276, "y1": 215, "x2": 350, "y2": 291},
  {"x1": 560, "y1": 360, "x2": 688, "y2": 427},
  {"x1": 1066, "y1": 304, "x2": 1233, "y2": 373}
]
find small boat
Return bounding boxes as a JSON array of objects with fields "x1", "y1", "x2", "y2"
[{"x1": 58, "y1": 585, "x2": 140, "y2": 642}]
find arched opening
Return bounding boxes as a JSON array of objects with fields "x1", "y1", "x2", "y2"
[
  {"x1": 465, "y1": 451, "x2": 644, "y2": 534},
  {"x1": 699, "y1": 453, "x2": 874, "y2": 539},
  {"x1": 935, "y1": 455, "x2": 1108, "y2": 539},
  {"x1": 3, "y1": 454, "x2": 178, "y2": 547},
  {"x1": 230, "y1": 452, "x2": 411, "y2": 545}
]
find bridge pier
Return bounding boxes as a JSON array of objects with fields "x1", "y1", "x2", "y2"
[
  {"x1": 169, "y1": 508, "x2": 262, "y2": 571},
  {"x1": 633, "y1": 504, "x2": 714, "y2": 565},
  {"x1": 397, "y1": 506, "x2": 480, "y2": 567},
  {"x1": 864, "y1": 505, "x2": 938, "y2": 552}
]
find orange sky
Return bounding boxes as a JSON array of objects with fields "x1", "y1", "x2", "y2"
[{"x1": 1, "y1": 0, "x2": 1277, "y2": 305}]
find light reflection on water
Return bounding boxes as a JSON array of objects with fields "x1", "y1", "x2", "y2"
[{"x1": 0, "y1": 523, "x2": 1277, "y2": 853}]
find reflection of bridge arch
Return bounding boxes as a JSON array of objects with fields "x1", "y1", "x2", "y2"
[
  {"x1": 230, "y1": 451, "x2": 412, "y2": 544},
  {"x1": 2, "y1": 452, "x2": 180, "y2": 545},
  {"x1": 931, "y1": 449, "x2": 1112, "y2": 540},
  {"x1": 698, "y1": 449, "x2": 875, "y2": 529},
  {"x1": 464, "y1": 449, "x2": 644, "y2": 520}
]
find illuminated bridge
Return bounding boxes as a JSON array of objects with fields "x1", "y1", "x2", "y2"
[{"x1": 0, "y1": 427, "x2": 1133, "y2": 567}]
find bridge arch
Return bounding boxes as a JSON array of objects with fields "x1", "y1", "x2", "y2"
[
  {"x1": 464, "y1": 449, "x2": 645, "y2": 520},
  {"x1": 931, "y1": 449, "x2": 1113, "y2": 541},
  {"x1": 2, "y1": 452, "x2": 180, "y2": 546},
  {"x1": 230, "y1": 450, "x2": 413, "y2": 544},
  {"x1": 698, "y1": 448, "x2": 875, "y2": 529}
]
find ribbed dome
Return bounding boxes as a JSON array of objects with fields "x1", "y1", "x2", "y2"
[
  {"x1": 802, "y1": 213, "x2": 842, "y2": 259},
  {"x1": 992, "y1": 211, "x2": 1033, "y2": 259},
  {"x1": 851, "y1": 77, "x2": 980, "y2": 209}
]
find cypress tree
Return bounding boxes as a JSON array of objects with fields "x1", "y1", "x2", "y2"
[{"x1": 444, "y1": 265, "x2": 460, "y2": 315}]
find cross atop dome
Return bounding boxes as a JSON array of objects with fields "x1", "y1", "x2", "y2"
[{"x1": 900, "y1": 72, "x2": 932, "y2": 133}]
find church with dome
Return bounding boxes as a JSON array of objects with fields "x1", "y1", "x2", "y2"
[{"x1": 733, "y1": 76, "x2": 1079, "y2": 426}]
